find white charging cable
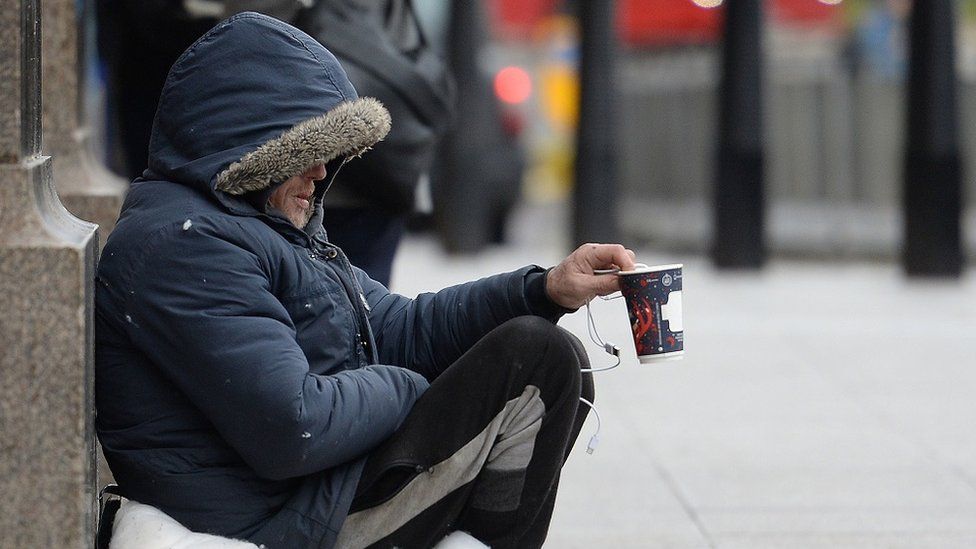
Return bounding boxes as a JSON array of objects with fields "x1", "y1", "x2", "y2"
[
  {"x1": 578, "y1": 298, "x2": 623, "y2": 454},
  {"x1": 580, "y1": 301, "x2": 622, "y2": 373}
]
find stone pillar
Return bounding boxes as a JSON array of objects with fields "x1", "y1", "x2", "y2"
[
  {"x1": 0, "y1": 1, "x2": 99, "y2": 547},
  {"x1": 42, "y1": 0, "x2": 123, "y2": 488},
  {"x1": 42, "y1": 0, "x2": 126, "y2": 242}
]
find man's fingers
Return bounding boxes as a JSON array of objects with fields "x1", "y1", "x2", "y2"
[
  {"x1": 582, "y1": 243, "x2": 637, "y2": 271},
  {"x1": 591, "y1": 272, "x2": 623, "y2": 296},
  {"x1": 550, "y1": 243, "x2": 639, "y2": 307}
]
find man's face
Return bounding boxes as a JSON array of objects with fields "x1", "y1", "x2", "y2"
[{"x1": 268, "y1": 164, "x2": 327, "y2": 227}]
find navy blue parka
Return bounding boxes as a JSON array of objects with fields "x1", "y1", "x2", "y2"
[{"x1": 95, "y1": 13, "x2": 565, "y2": 548}]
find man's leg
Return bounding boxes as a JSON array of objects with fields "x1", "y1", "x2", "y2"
[
  {"x1": 514, "y1": 330, "x2": 594, "y2": 549},
  {"x1": 334, "y1": 316, "x2": 594, "y2": 549}
]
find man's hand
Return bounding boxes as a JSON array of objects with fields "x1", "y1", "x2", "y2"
[{"x1": 545, "y1": 243, "x2": 638, "y2": 310}]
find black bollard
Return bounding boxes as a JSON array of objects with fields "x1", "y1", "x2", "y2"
[
  {"x1": 712, "y1": 0, "x2": 765, "y2": 269},
  {"x1": 435, "y1": 0, "x2": 520, "y2": 253},
  {"x1": 573, "y1": 0, "x2": 619, "y2": 246},
  {"x1": 903, "y1": 0, "x2": 963, "y2": 277}
]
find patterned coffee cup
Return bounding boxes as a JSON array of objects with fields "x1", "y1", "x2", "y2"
[{"x1": 619, "y1": 263, "x2": 684, "y2": 363}]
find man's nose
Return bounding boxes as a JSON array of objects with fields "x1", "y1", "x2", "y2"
[{"x1": 304, "y1": 163, "x2": 327, "y2": 181}]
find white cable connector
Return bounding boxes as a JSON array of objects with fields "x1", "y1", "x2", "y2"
[
  {"x1": 580, "y1": 342, "x2": 621, "y2": 373},
  {"x1": 578, "y1": 397, "x2": 601, "y2": 454},
  {"x1": 580, "y1": 302, "x2": 622, "y2": 373},
  {"x1": 586, "y1": 433, "x2": 600, "y2": 454}
]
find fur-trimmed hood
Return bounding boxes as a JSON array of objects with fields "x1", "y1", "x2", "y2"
[{"x1": 144, "y1": 12, "x2": 390, "y2": 204}]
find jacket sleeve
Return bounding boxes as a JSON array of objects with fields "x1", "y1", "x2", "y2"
[
  {"x1": 124, "y1": 221, "x2": 428, "y2": 480},
  {"x1": 359, "y1": 265, "x2": 571, "y2": 380}
]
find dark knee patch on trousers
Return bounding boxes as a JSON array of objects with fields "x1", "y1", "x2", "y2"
[{"x1": 469, "y1": 467, "x2": 527, "y2": 512}]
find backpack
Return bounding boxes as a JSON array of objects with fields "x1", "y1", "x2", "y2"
[{"x1": 296, "y1": 0, "x2": 456, "y2": 214}]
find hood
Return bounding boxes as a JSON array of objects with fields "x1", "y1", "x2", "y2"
[{"x1": 146, "y1": 12, "x2": 391, "y2": 202}]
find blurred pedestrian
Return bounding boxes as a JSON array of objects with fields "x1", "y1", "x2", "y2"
[{"x1": 297, "y1": 0, "x2": 455, "y2": 287}]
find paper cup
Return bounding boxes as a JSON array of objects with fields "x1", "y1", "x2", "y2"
[{"x1": 619, "y1": 263, "x2": 684, "y2": 363}]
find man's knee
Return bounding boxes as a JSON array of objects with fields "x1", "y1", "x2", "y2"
[
  {"x1": 487, "y1": 317, "x2": 593, "y2": 395},
  {"x1": 493, "y1": 317, "x2": 584, "y2": 363},
  {"x1": 494, "y1": 317, "x2": 587, "y2": 383},
  {"x1": 492, "y1": 316, "x2": 556, "y2": 342}
]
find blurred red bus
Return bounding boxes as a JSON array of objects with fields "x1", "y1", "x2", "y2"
[{"x1": 491, "y1": 0, "x2": 841, "y2": 46}]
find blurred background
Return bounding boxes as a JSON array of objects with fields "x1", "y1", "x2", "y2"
[
  {"x1": 89, "y1": 0, "x2": 976, "y2": 264},
  {"x1": 427, "y1": 0, "x2": 974, "y2": 262},
  {"x1": 413, "y1": 0, "x2": 974, "y2": 262}
]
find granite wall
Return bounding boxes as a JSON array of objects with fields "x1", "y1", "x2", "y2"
[{"x1": 1, "y1": 1, "x2": 99, "y2": 547}]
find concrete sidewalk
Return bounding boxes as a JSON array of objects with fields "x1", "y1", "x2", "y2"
[{"x1": 390, "y1": 208, "x2": 976, "y2": 548}]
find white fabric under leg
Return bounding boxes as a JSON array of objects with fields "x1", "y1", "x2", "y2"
[
  {"x1": 433, "y1": 530, "x2": 491, "y2": 549},
  {"x1": 110, "y1": 500, "x2": 260, "y2": 549}
]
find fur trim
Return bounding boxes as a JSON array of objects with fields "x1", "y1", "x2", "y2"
[
  {"x1": 215, "y1": 97, "x2": 391, "y2": 195},
  {"x1": 433, "y1": 531, "x2": 490, "y2": 549},
  {"x1": 110, "y1": 500, "x2": 260, "y2": 549}
]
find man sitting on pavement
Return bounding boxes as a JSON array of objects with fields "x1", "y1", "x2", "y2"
[{"x1": 95, "y1": 13, "x2": 636, "y2": 549}]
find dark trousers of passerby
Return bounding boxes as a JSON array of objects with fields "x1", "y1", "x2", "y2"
[
  {"x1": 97, "y1": 1, "x2": 213, "y2": 179},
  {"x1": 323, "y1": 207, "x2": 406, "y2": 288},
  {"x1": 335, "y1": 316, "x2": 594, "y2": 549}
]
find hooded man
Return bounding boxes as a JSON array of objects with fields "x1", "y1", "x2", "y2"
[{"x1": 95, "y1": 13, "x2": 636, "y2": 549}]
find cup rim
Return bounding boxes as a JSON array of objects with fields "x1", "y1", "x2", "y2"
[{"x1": 618, "y1": 263, "x2": 683, "y2": 275}]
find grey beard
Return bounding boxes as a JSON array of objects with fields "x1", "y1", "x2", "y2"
[
  {"x1": 266, "y1": 205, "x2": 312, "y2": 229},
  {"x1": 299, "y1": 205, "x2": 314, "y2": 228}
]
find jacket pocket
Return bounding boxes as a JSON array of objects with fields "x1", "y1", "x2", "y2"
[
  {"x1": 349, "y1": 459, "x2": 427, "y2": 511},
  {"x1": 280, "y1": 281, "x2": 359, "y2": 374}
]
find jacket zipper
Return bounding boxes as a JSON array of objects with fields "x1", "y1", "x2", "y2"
[
  {"x1": 333, "y1": 247, "x2": 377, "y2": 363},
  {"x1": 308, "y1": 239, "x2": 375, "y2": 363}
]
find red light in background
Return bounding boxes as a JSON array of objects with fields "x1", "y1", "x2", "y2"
[{"x1": 494, "y1": 66, "x2": 533, "y2": 104}]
